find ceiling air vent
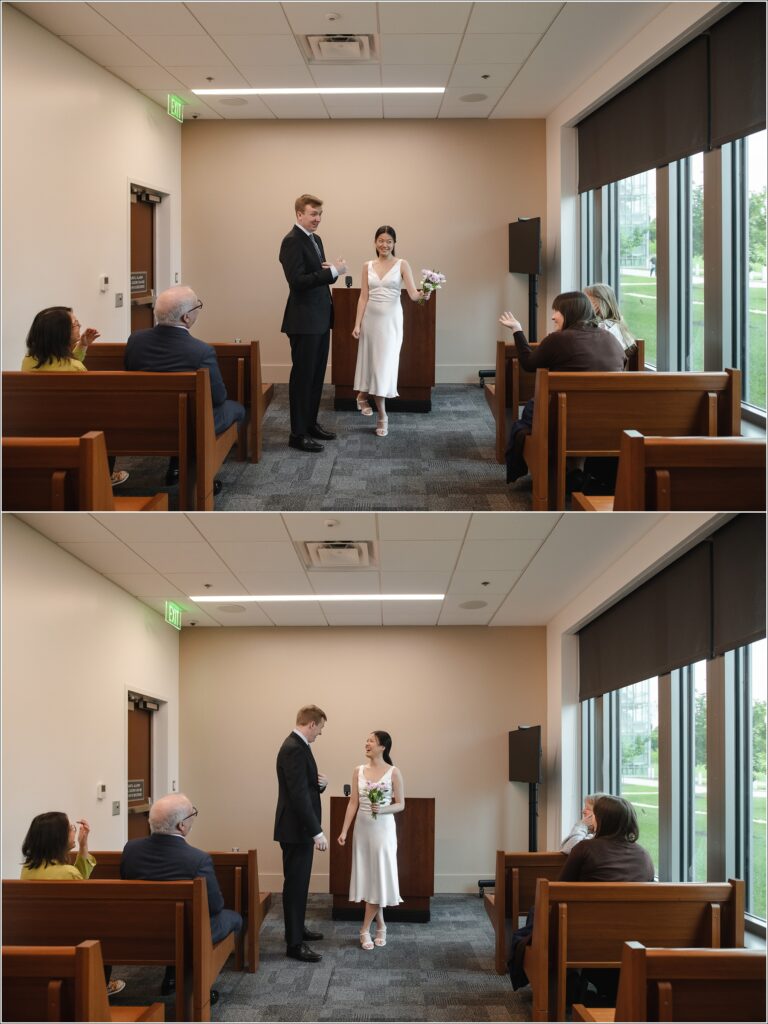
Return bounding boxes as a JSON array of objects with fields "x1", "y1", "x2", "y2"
[
  {"x1": 302, "y1": 541, "x2": 376, "y2": 569},
  {"x1": 306, "y1": 34, "x2": 375, "y2": 62}
]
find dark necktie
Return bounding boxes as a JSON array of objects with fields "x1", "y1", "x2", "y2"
[{"x1": 309, "y1": 233, "x2": 322, "y2": 261}]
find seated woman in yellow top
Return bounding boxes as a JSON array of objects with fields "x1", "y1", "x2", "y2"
[
  {"x1": 20, "y1": 811, "x2": 126, "y2": 996},
  {"x1": 21, "y1": 306, "x2": 129, "y2": 486}
]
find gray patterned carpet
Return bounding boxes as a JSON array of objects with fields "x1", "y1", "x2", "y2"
[
  {"x1": 114, "y1": 385, "x2": 534, "y2": 511},
  {"x1": 111, "y1": 893, "x2": 533, "y2": 1022}
]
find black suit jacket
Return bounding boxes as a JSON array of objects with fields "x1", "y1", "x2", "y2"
[
  {"x1": 279, "y1": 225, "x2": 335, "y2": 335},
  {"x1": 274, "y1": 732, "x2": 324, "y2": 843},
  {"x1": 124, "y1": 324, "x2": 229, "y2": 408},
  {"x1": 120, "y1": 833, "x2": 224, "y2": 916}
]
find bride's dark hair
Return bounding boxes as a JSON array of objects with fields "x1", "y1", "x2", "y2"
[
  {"x1": 373, "y1": 730, "x2": 393, "y2": 765},
  {"x1": 374, "y1": 225, "x2": 397, "y2": 257}
]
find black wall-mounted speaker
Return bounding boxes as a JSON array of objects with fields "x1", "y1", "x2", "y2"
[{"x1": 508, "y1": 218, "x2": 541, "y2": 276}]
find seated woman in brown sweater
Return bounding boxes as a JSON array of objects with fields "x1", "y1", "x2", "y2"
[{"x1": 499, "y1": 291, "x2": 625, "y2": 483}]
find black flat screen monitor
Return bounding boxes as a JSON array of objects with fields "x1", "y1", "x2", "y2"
[
  {"x1": 508, "y1": 725, "x2": 542, "y2": 784},
  {"x1": 508, "y1": 218, "x2": 541, "y2": 276}
]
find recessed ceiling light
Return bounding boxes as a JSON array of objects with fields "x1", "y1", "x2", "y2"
[
  {"x1": 190, "y1": 593, "x2": 445, "y2": 603},
  {"x1": 192, "y1": 87, "x2": 445, "y2": 96},
  {"x1": 218, "y1": 96, "x2": 249, "y2": 106},
  {"x1": 217, "y1": 604, "x2": 247, "y2": 613},
  {"x1": 459, "y1": 600, "x2": 488, "y2": 609},
  {"x1": 459, "y1": 93, "x2": 488, "y2": 103}
]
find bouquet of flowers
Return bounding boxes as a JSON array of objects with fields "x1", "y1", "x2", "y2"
[
  {"x1": 419, "y1": 269, "x2": 446, "y2": 304},
  {"x1": 366, "y1": 782, "x2": 386, "y2": 819}
]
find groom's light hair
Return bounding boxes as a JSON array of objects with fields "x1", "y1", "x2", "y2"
[
  {"x1": 296, "y1": 704, "x2": 327, "y2": 726},
  {"x1": 295, "y1": 193, "x2": 323, "y2": 214}
]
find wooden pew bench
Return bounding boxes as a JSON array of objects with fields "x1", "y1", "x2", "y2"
[
  {"x1": 485, "y1": 340, "x2": 645, "y2": 464},
  {"x1": 90, "y1": 849, "x2": 272, "y2": 974},
  {"x1": 2, "y1": 370, "x2": 236, "y2": 511},
  {"x1": 2, "y1": 432, "x2": 168, "y2": 511},
  {"x1": 523, "y1": 368, "x2": 741, "y2": 510},
  {"x1": 2, "y1": 939, "x2": 164, "y2": 1022},
  {"x1": 523, "y1": 878, "x2": 745, "y2": 1022},
  {"x1": 483, "y1": 850, "x2": 567, "y2": 974},
  {"x1": 2, "y1": 878, "x2": 234, "y2": 1022},
  {"x1": 572, "y1": 940, "x2": 766, "y2": 1022},
  {"x1": 86, "y1": 341, "x2": 274, "y2": 462},
  {"x1": 572, "y1": 430, "x2": 766, "y2": 511}
]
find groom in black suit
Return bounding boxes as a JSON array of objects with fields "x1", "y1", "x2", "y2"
[
  {"x1": 274, "y1": 704, "x2": 328, "y2": 962},
  {"x1": 280, "y1": 194, "x2": 347, "y2": 452}
]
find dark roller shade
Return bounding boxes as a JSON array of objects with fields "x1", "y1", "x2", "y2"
[
  {"x1": 579, "y1": 543, "x2": 712, "y2": 701},
  {"x1": 710, "y1": 3, "x2": 766, "y2": 147},
  {"x1": 577, "y1": 37, "x2": 708, "y2": 194},
  {"x1": 712, "y1": 514, "x2": 767, "y2": 656}
]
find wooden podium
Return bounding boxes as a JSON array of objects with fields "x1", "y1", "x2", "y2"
[
  {"x1": 331, "y1": 288, "x2": 436, "y2": 412},
  {"x1": 329, "y1": 796, "x2": 435, "y2": 922}
]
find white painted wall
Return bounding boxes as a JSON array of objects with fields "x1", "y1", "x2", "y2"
[
  {"x1": 1, "y1": 517, "x2": 180, "y2": 877},
  {"x1": 1, "y1": 5, "x2": 182, "y2": 370},
  {"x1": 544, "y1": 1, "x2": 722, "y2": 305}
]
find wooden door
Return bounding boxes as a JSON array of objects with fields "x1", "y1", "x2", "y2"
[
  {"x1": 130, "y1": 194, "x2": 155, "y2": 332},
  {"x1": 127, "y1": 701, "x2": 152, "y2": 839}
]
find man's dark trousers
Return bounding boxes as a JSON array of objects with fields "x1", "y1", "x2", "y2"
[
  {"x1": 281, "y1": 841, "x2": 314, "y2": 947},
  {"x1": 288, "y1": 332, "x2": 330, "y2": 438}
]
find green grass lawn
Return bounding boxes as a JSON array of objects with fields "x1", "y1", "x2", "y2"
[
  {"x1": 618, "y1": 272, "x2": 766, "y2": 410},
  {"x1": 621, "y1": 780, "x2": 766, "y2": 919}
]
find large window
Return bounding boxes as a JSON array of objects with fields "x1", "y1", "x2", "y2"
[
  {"x1": 746, "y1": 130, "x2": 767, "y2": 412},
  {"x1": 617, "y1": 171, "x2": 657, "y2": 363},
  {"x1": 689, "y1": 153, "x2": 705, "y2": 370},
  {"x1": 741, "y1": 638, "x2": 767, "y2": 920},
  {"x1": 691, "y1": 661, "x2": 707, "y2": 880},
  {"x1": 619, "y1": 677, "x2": 659, "y2": 870}
]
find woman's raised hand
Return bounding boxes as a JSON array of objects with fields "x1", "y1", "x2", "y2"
[
  {"x1": 499, "y1": 312, "x2": 521, "y2": 331},
  {"x1": 76, "y1": 818, "x2": 91, "y2": 852},
  {"x1": 80, "y1": 328, "x2": 101, "y2": 347}
]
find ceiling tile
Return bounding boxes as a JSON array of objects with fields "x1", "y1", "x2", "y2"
[
  {"x1": 58, "y1": 542, "x2": 151, "y2": 574},
  {"x1": 438, "y1": 592, "x2": 504, "y2": 625},
  {"x1": 379, "y1": 2, "x2": 472, "y2": 34},
  {"x1": 164, "y1": 572, "x2": 248, "y2": 595},
  {"x1": 61, "y1": 35, "x2": 159, "y2": 66},
  {"x1": 438, "y1": 86, "x2": 506, "y2": 117},
  {"x1": 320, "y1": 601, "x2": 383, "y2": 626},
  {"x1": 378, "y1": 513, "x2": 470, "y2": 541},
  {"x1": 91, "y1": 2, "x2": 205, "y2": 35},
  {"x1": 378, "y1": 540, "x2": 462, "y2": 572},
  {"x1": 380, "y1": 34, "x2": 462, "y2": 65},
  {"x1": 261, "y1": 602, "x2": 328, "y2": 626},
  {"x1": 381, "y1": 95, "x2": 442, "y2": 118},
  {"x1": 239, "y1": 64, "x2": 315, "y2": 88},
  {"x1": 237, "y1": 572, "x2": 313, "y2": 595},
  {"x1": 259, "y1": 95, "x2": 329, "y2": 118},
  {"x1": 13, "y1": 2, "x2": 120, "y2": 36},
  {"x1": 466, "y1": 513, "x2": 560, "y2": 540},
  {"x1": 379, "y1": 571, "x2": 451, "y2": 594},
  {"x1": 457, "y1": 33, "x2": 541, "y2": 65},
  {"x1": 448, "y1": 570, "x2": 521, "y2": 595},
  {"x1": 454, "y1": 538, "x2": 541, "y2": 573},
  {"x1": 199, "y1": 95, "x2": 275, "y2": 118},
  {"x1": 166, "y1": 65, "x2": 250, "y2": 89},
  {"x1": 467, "y1": 2, "x2": 563, "y2": 34},
  {"x1": 93, "y1": 512, "x2": 202, "y2": 543},
  {"x1": 189, "y1": 2, "x2": 292, "y2": 36},
  {"x1": 283, "y1": 513, "x2": 377, "y2": 541},
  {"x1": 381, "y1": 65, "x2": 452, "y2": 87},
  {"x1": 308, "y1": 572, "x2": 380, "y2": 594},
  {"x1": 281, "y1": 2, "x2": 377, "y2": 35},
  {"x1": 107, "y1": 65, "x2": 190, "y2": 90},
  {"x1": 129, "y1": 542, "x2": 228, "y2": 572},
  {"x1": 325, "y1": 102, "x2": 383, "y2": 119},
  {"x1": 213, "y1": 34, "x2": 305, "y2": 66},
  {"x1": 310, "y1": 65, "x2": 382, "y2": 88},
  {"x1": 198, "y1": 602, "x2": 274, "y2": 626},
  {"x1": 448, "y1": 64, "x2": 521, "y2": 90},
  {"x1": 14, "y1": 513, "x2": 115, "y2": 543},
  {"x1": 383, "y1": 601, "x2": 442, "y2": 626},
  {"x1": 102, "y1": 572, "x2": 189, "y2": 599},
  {"x1": 189, "y1": 512, "x2": 289, "y2": 542},
  {"x1": 131, "y1": 34, "x2": 230, "y2": 66},
  {"x1": 213, "y1": 541, "x2": 304, "y2": 572}
]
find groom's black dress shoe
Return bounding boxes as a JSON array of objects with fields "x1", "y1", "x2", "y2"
[
  {"x1": 309, "y1": 424, "x2": 336, "y2": 441},
  {"x1": 289, "y1": 434, "x2": 324, "y2": 453},
  {"x1": 286, "y1": 943, "x2": 322, "y2": 962},
  {"x1": 302, "y1": 928, "x2": 324, "y2": 941}
]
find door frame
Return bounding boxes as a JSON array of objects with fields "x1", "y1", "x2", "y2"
[
  {"x1": 125, "y1": 177, "x2": 172, "y2": 338},
  {"x1": 123, "y1": 685, "x2": 171, "y2": 842}
]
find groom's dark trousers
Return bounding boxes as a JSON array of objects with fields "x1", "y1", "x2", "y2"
[
  {"x1": 279, "y1": 225, "x2": 335, "y2": 438},
  {"x1": 274, "y1": 732, "x2": 325, "y2": 948}
]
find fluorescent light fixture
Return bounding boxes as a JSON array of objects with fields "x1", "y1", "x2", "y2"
[
  {"x1": 189, "y1": 593, "x2": 445, "y2": 603},
  {"x1": 192, "y1": 87, "x2": 445, "y2": 96}
]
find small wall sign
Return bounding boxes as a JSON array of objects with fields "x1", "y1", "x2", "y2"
[
  {"x1": 131, "y1": 272, "x2": 148, "y2": 293},
  {"x1": 128, "y1": 779, "x2": 145, "y2": 802}
]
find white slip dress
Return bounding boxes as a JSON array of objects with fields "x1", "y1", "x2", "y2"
[
  {"x1": 348, "y1": 764, "x2": 403, "y2": 907},
  {"x1": 353, "y1": 260, "x2": 404, "y2": 399}
]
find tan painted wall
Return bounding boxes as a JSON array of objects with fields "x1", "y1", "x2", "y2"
[
  {"x1": 181, "y1": 118, "x2": 546, "y2": 384},
  {"x1": 179, "y1": 624, "x2": 546, "y2": 893}
]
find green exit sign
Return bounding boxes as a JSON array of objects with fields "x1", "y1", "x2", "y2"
[
  {"x1": 167, "y1": 94, "x2": 184, "y2": 123},
  {"x1": 165, "y1": 600, "x2": 183, "y2": 630}
]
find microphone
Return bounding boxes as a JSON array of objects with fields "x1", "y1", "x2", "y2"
[
  {"x1": 345, "y1": 275, "x2": 353, "y2": 288},
  {"x1": 343, "y1": 784, "x2": 351, "y2": 797}
]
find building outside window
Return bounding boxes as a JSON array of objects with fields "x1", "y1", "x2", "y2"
[
  {"x1": 617, "y1": 171, "x2": 657, "y2": 363},
  {"x1": 745, "y1": 130, "x2": 767, "y2": 412},
  {"x1": 619, "y1": 677, "x2": 659, "y2": 871}
]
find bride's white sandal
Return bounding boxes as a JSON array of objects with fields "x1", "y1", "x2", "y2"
[
  {"x1": 375, "y1": 415, "x2": 388, "y2": 437},
  {"x1": 356, "y1": 393, "x2": 373, "y2": 416},
  {"x1": 374, "y1": 926, "x2": 387, "y2": 947},
  {"x1": 359, "y1": 929, "x2": 374, "y2": 950}
]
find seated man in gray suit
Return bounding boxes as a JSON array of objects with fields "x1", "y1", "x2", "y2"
[
  {"x1": 124, "y1": 285, "x2": 245, "y2": 490},
  {"x1": 121, "y1": 792, "x2": 242, "y2": 999}
]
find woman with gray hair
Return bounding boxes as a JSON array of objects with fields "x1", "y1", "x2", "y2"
[
  {"x1": 560, "y1": 792, "x2": 606, "y2": 853},
  {"x1": 584, "y1": 283, "x2": 636, "y2": 354}
]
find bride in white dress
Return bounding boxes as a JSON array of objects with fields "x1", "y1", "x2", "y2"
[
  {"x1": 352, "y1": 226, "x2": 428, "y2": 437},
  {"x1": 337, "y1": 730, "x2": 405, "y2": 949}
]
